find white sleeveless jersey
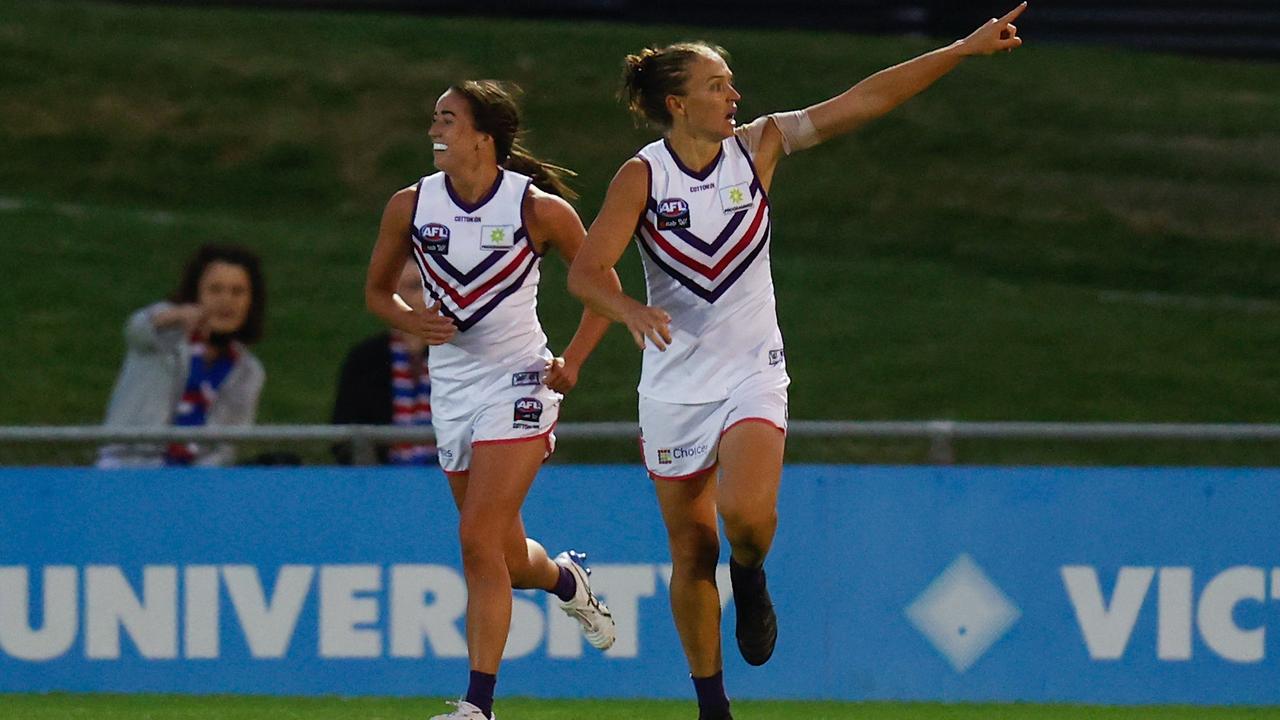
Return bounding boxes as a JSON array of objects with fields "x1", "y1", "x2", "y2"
[
  {"x1": 634, "y1": 137, "x2": 787, "y2": 403},
  {"x1": 409, "y1": 168, "x2": 551, "y2": 418}
]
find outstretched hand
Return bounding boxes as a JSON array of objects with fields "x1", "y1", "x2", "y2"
[
  {"x1": 960, "y1": 2, "x2": 1026, "y2": 56},
  {"x1": 622, "y1": 301, "x2": 672, "y2": 352}
]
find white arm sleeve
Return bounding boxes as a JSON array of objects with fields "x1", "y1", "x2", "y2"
[{"x1": 734, "y1": 110, "x2": 821, "y2": 157}]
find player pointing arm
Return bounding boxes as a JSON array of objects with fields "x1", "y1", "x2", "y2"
[
  {"x1": 570, "y1": 3, "x2": 1026, "y2": 352},
  {"x1": 568, "y1": 7, "x2": 1027, "y2": 720}
]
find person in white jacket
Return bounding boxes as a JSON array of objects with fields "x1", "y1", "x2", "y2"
[{"x1": 98, "y1": 243, "x2": 266, "y2": 468}]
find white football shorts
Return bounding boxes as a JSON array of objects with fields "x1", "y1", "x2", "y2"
[
  {"x1": 639, "y1": 370, "x2": 789, "y2": 481},
  {"x1": 431, "y1": 377, "x2": 561, "y2": 476}
]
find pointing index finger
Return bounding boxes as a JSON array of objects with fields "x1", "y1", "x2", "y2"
[{"x1": 1000, "y1": 2, "x2": 1027, "y2": 24}]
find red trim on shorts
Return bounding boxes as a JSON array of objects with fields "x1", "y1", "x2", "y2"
[
  {"x1": 722, "y1": 417, "x2": 786, "y2": 437},
  {"x1": 649, "y1": 464, "x2": 718, "y2": 482},
  {"x1": 445, "y1": 417, "x2": 555, "y2": 474}
]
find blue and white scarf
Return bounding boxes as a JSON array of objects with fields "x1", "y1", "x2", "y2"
[
  {"x1": 388, "y1": 333, "x2": 436, "y2": 465},
  {"x1": 165, "y1": 335, "x2": 237, "y2": 466}
]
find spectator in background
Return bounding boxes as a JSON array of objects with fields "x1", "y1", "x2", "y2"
[
  {"x1": 330, "y1": 260, "x2": 437, "y2": 465},
  {"x1": 97, "y1": 244, "x2": 267, "y2": 468}
]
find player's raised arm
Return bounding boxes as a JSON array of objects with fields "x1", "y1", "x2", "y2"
[
  {"x1": 739, "y1": 4, "x2": 1025, "y2": 184},
  {"x1": 528, "y1": 189, "x2": 619, "y2": 393},
  {"x1": 568, "y1": 158, "x2": 673, "y2": 351},
  {"x1": 811, "y1": 3, "x2": 1025, "y2": 137}
]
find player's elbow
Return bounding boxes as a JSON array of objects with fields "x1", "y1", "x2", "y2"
[{"x1": 566, "y1": 260, "x2": 593, "y2": 303}]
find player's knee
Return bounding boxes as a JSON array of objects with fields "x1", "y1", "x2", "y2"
[
  {"x1": 668, "y1": 523, "x2": 720, "y2": 575},
  {"x1": 457, "y1": 516, "x2": 501, "y2": 567},
  {"x1": 720, "y1": 504, "x2": 777, "y2": 542}
]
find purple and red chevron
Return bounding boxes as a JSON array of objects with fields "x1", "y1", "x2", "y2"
[
  {"x1": 637, "y1": 183, "x2": 771, "y2": 304},
  {"x1": 410, "y1": 227, "x2": 539, "y2": 332}
]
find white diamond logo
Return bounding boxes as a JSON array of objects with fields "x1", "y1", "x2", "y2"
[{"x1": 905, "y1": 553, "x2": 1021, "y2": 673}]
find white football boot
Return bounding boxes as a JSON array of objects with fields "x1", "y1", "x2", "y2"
[
  {"x1": 554, "y1": 550, "x2": 616, "y2": 650},
  {"x1": 428, "y1": 699, "x2": 492, "y2": 720}
]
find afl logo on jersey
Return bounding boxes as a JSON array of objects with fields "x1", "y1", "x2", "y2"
[
  {"x1": 416, "y1": 223, "x2": 451, "y2": 254},
  {"x1": 656, "y1": 198, "x2": 691, "y2": 230}
]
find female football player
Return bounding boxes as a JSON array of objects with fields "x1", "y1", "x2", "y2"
[
  {"x1": 568, "y1": 6, "x2": 1026, "y2": 717},
  {"x1": 366, "y1": 80, "x2": 621, "y2": 720}
]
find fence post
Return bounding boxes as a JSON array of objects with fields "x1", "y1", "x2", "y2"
[
  {"x1": 927, "y1": 421, "x2": 956, "y2": 464},
  {"x1": 351, "y1": 431, "x2": 377, "y2": 466}
]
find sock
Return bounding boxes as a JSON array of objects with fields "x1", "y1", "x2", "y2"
[
  {"x1": 729, "y1": 557, "x2": 766, "y2": 598},
  {"x1": 551, "y1": 563, "x2": 577, "y2": 602},
  {"x1": 692, "y1": 671, "x2": 731, "y2": 720},
  {"x1": 464, "y1": 670, "x2": 496, "y2": 718}
]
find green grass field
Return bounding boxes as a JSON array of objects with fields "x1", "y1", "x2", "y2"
[
  {"x1": 3, "y1": 695, "x2": 1279, "y2": 720},
  {"x1": 1, "y1": 1, "x2": 1278, "y2": 463}
]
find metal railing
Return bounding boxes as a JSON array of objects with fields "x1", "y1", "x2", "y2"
[{"x1": 4, "y1": 422, "x2": 1280, "y2": 465}]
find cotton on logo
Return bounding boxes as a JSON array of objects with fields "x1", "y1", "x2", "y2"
[{"x1": 1062, "y1": 565, "x2": 1277, "y2": 663}]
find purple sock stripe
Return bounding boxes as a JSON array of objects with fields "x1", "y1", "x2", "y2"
[
  {"x1": 552, "y1": 564, "x2": 577, "y2": 602},
  {"x1": 465, "y1": 670, "x2": 496, "y2": 718},
  {"x1": 692, "y1": 670, "x2": 731, "y2": 718}
]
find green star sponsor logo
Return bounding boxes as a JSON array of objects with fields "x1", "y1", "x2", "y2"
[
  {"x1": 489, "y1": 227, "x2": 506, "y2": 244},
  {"x1": 728, "y1": 187, "x2": 745, "y2": 205}
]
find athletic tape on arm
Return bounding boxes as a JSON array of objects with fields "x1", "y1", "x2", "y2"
[
  {"x1": 735, "y1": 110, "x2": 820, "y2": 156},
  {"x1": 770, "y1": 110, "x2": 820, "y2": 154}
]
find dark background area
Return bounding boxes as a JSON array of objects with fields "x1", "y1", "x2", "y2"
[{"x1": 107, "y1": 0, "x2": 1280, "y2": 57}]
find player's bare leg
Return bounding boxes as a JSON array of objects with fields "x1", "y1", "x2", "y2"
[
  {"x1": 442, "y1": 439, "x2": 616, "y2": 720},
  {"x1": 448, "y1": 474, "x2": 560, "y2": 598},
  {"x1": 718, "y1": 421, "x2": 784, "y2": 563},
  {"x1": 439, "y1": 438, "x2": 546, "y2": 719},
  {"x1": 505, "y1": 524, "x2": 559, "y2": 590},
  {"x1": 508, "y1": 523, "x2": 617, "y2": 651},
  {"x1": 654, "y1": 467, "x2": 731, "y2": 718},
  {"x1": 456, "y1": 438, "x2": 551, "y2": 670},
  {"x1": 717, "y1": 421, "x2": 785, "y2": 666}
]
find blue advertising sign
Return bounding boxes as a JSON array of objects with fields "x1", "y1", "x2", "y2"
[{"x1": 1, "y1": 465, "x2": 1278, "y2": 703}]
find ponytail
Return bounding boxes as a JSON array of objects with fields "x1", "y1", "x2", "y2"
[
  {"x1": 450, "y1": 79, "x2": 579, "y2": 201},
  {"x1": 505, "y1": 142, "x2": 579, "y2": 201}
]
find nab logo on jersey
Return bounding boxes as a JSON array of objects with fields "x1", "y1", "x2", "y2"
[
  {"x1": 416, "y1": 223, "x2": 451, "y2": 254},
  {"x1": 656, "y1": 198, "x2": 691, "y2": 230}
]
